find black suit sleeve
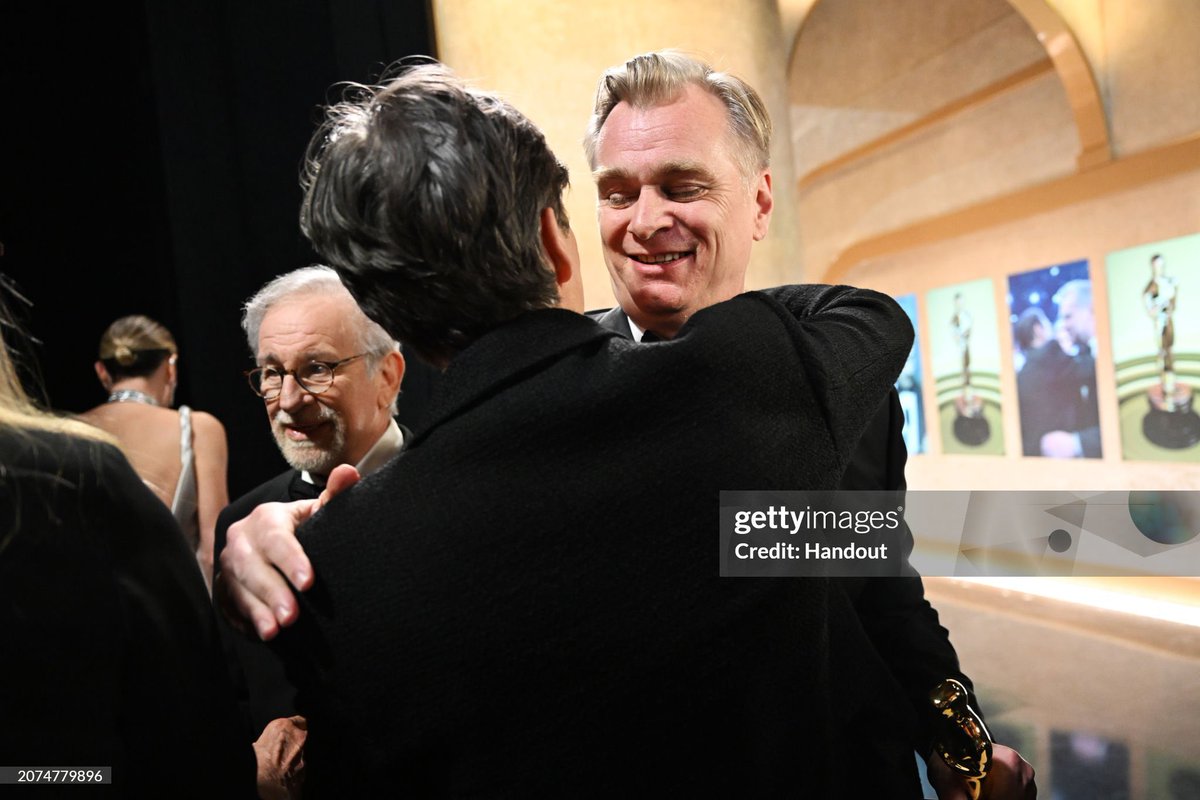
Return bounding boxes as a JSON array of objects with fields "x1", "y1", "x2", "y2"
[
  {"x1": 722, "y1": 286, "x2": 978, "y2": 760},
  {"x1": 212, "y1": 499, "x2": 256, "y2": 736},
  {"x1": 753, "y1": 284, "x2": 914, "y2": 463},
  {"x1": 214, "y1": 505, "x2": 236, "y2": 578},
  {"x1": 841, "y1": 389, "x2": 981, "y2": 759},
  {"x1": 212, "y1": 473, "x2": 303, "y2": 737},
  {"x1": 749, "y1": 285, "x2": 980, "y2": 754}
]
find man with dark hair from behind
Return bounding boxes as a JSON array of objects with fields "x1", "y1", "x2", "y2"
[{"x1": 222, "y1": 63, "x2": 915, "y2": 796}]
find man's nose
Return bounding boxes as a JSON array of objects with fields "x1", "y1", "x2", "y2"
[
  {"x1": 276, "y1": 373, "x2": 311, "y2": 411},
  {"x1": 628, "y1": 188, "x2": 671, "y2": 241}
]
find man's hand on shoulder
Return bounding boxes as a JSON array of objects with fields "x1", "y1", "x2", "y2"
[{"x1": 215, "y1": 464, "x2": 361, "y2": 639}]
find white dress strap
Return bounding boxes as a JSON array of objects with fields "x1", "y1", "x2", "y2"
[{"x1": 170, "y1": 405, "x2": 200, "y2": 549}]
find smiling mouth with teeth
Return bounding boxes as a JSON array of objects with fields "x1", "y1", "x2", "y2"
[{"x1": 631, "y1": 252, "x2": 692, "y2": 264}]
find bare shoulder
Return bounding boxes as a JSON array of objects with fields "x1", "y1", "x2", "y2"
[
  {"x1": 189, "y1": 411, "x2": 229, "y2": 464},
  {"x1": 77, "y1": 404, "x2": 117, "y2": 426},
  {"x1": 190, "y1": 409, "x2": 227, "y2": 438}
]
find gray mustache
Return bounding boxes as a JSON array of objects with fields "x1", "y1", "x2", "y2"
[{"x1": 274, "y1": 406, "x2": 337, "y2": 426}]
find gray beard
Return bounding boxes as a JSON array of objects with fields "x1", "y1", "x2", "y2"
[{"x1": 271, "y1": 406, "x2": 347, "y2": 476}]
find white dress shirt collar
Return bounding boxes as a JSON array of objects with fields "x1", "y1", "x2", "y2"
[{"x1": 300, "y1": 418, "x2": 405, "y2": 485}]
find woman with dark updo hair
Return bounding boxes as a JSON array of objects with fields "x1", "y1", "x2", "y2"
[{"x1": 80, "y1": 314, "x2": 228, "y2": 591}]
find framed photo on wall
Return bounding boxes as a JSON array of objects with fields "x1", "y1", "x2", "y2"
[
  {"x1": 1006, "y1": 260, "x2": 1102, "y2": 458},
  {"x1": 1106, "y1": 233, "x2": 1200, "y2": 461},
  {"x1": 926, "y1": 278, "x2": 1005, "y2": 455},
  {"x1": 895, "y1": 293, "x2": 926, "y2": 455}
]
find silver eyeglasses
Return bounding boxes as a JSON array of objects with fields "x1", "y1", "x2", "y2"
[{"x1": 245, "y1": 353, "x2": 367, "y2": 400}]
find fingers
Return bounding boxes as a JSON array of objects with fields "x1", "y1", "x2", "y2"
[
  {"x1": 219, "y1": 500, "x2": 319, "y2": 640},
  {"x1": 222, "y1": 466, "x2": 355, "y2": 641},
  {"x1": 925, "y1": 752, "x2": 972, "y2": 800},
  {"x1": 260, "y1": 500, "x2": 318, "y2": 592},
  {"x1": 217, "y1": 566, "x2": 279, "y2": 642},
  {"x1": 319, "y1": 464, "x2": 360, "y2": 506},
  {"x1": 218, "y1": 535, "x2": 286, "y2": 641},
  {"x1": 254, "y1": 715, "x2": 308, "y2": 800},
  {"x1": 979, "y1": 745, "x2": 1037, "y2": 800},
  {"x1": 258, "y1": 715, "x2": 308, "y2": 752},
  {"x1": 928, "y1": 743, "x2": 1037, "y2": 800},
  {"x1": 214, "y1": 569, "x2": 268, "y2": 638}
]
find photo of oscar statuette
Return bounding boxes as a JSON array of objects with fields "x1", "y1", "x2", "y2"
[
  {"x1": 1106, "y1": 233, "x2": 1200, "y2": 461},
  {"x1": 927, "y1": 279, "x2": 1005, "y2": 455}
]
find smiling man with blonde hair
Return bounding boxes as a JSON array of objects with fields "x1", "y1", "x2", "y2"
[{"x1": 582, "y1": 50, "x2": 1035, "y2": 800}]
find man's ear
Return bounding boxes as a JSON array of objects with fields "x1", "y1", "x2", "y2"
[
  {"x1": 540, "y1": 207, "x2": 584, "y2": 312},
  {"x1": 94, "y1": 361, "x2": 112, "y2": 391},
  {"x1": 378, "y1": 350, "x2": 406, "y2": 410},
  {"x1": 752, "y1": 170, "x2": 774, "y2": 242}
]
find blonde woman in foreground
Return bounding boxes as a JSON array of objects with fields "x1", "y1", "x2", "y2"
[{"x1": 0, "y1": 289, "x2": 255, "y2": 795}]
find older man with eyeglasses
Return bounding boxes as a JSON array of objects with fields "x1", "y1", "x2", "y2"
[{"x1": 214, "y1": 265, "x2": 405, "y2": 798}]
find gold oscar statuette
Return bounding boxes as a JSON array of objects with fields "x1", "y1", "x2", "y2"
[{"x1": 929, "y1": 678, "x2": 993, "y2": 800}]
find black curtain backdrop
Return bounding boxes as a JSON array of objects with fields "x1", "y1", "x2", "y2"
[{"x1": 2, "y1": 1, "x2": 438, "y2": 498}]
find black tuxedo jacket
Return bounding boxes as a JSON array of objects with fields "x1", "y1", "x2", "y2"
[
  {"x1": 214, "y1": 469, "x2": 320, "y2": 736},
  {"x1": 275, "y1": 286, "x2": 921, "y2": 796},
  {"x1": 214, "y1": 426, "x2": 412, "y2": 736},
  {"x1": 594, "y1": 306, "x2": 978, "y2": 766}
]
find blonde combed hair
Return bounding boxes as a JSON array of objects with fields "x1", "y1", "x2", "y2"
[
  {"x1": 0, "y1": 313, "x2": 114, "y2": 443},
  {"x1": 583, "y1": 49, "x2": 772, "y2": 180}
]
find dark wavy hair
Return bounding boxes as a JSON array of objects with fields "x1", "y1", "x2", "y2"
[{"x1": 300, "y1": 62, "x2": 570, "y2": 365}]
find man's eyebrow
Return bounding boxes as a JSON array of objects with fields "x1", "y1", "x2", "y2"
[
  {"x1": 592, "y1": 166, "x2": 632, "y2": 184},
  {"x1": 256, "y1": 351, "x2": 333, "y2": 366},
  {"x1": 592, "y1": 160, "x2": 716, "y2": 184},
  {"x1": 655, "y1": 160, "x2": 715, "y2": 179}
]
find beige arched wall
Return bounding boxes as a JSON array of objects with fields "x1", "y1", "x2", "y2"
[
  {"x1": 432, "y1": 0, "x2": 801, "y2": 312},
  {"x1": 1050, "y1": 0, "x2": 1200, "y2": 157},
  {"x1": 789, "y1": 0, "x2": 1200, "y2": 286},
  {"x1": 784, "y1": 0, "x2": 1200, "y2": 491},
  {"x1": 1008, "y1": 0, "x2": 1111, "y2": 169},
  {"x1": 787, "y1": 0, "x2": 1081, "y2": 282}
]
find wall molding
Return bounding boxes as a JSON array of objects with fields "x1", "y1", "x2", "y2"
[
  {"x1": 822, "y1": 134, "x2": 1200, "y2": 284},
  {"x1": 797, "y1": 57, "x2": 1056, "y2": 191},
  {"x1": 1008, "y1": 0, "x2": 1112, "y2": 170}
]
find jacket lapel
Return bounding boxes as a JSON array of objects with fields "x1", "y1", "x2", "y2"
[{"x1": 589, "y1": 306, "x2": 632, "y2": 338}]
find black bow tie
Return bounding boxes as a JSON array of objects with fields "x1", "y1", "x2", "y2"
[
  {"x1": 288, "y1": 471, "x2": 324, "y2": 501},
  {"x1": 640, "y1": 330, "x2": 663, "y2": 343}
]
